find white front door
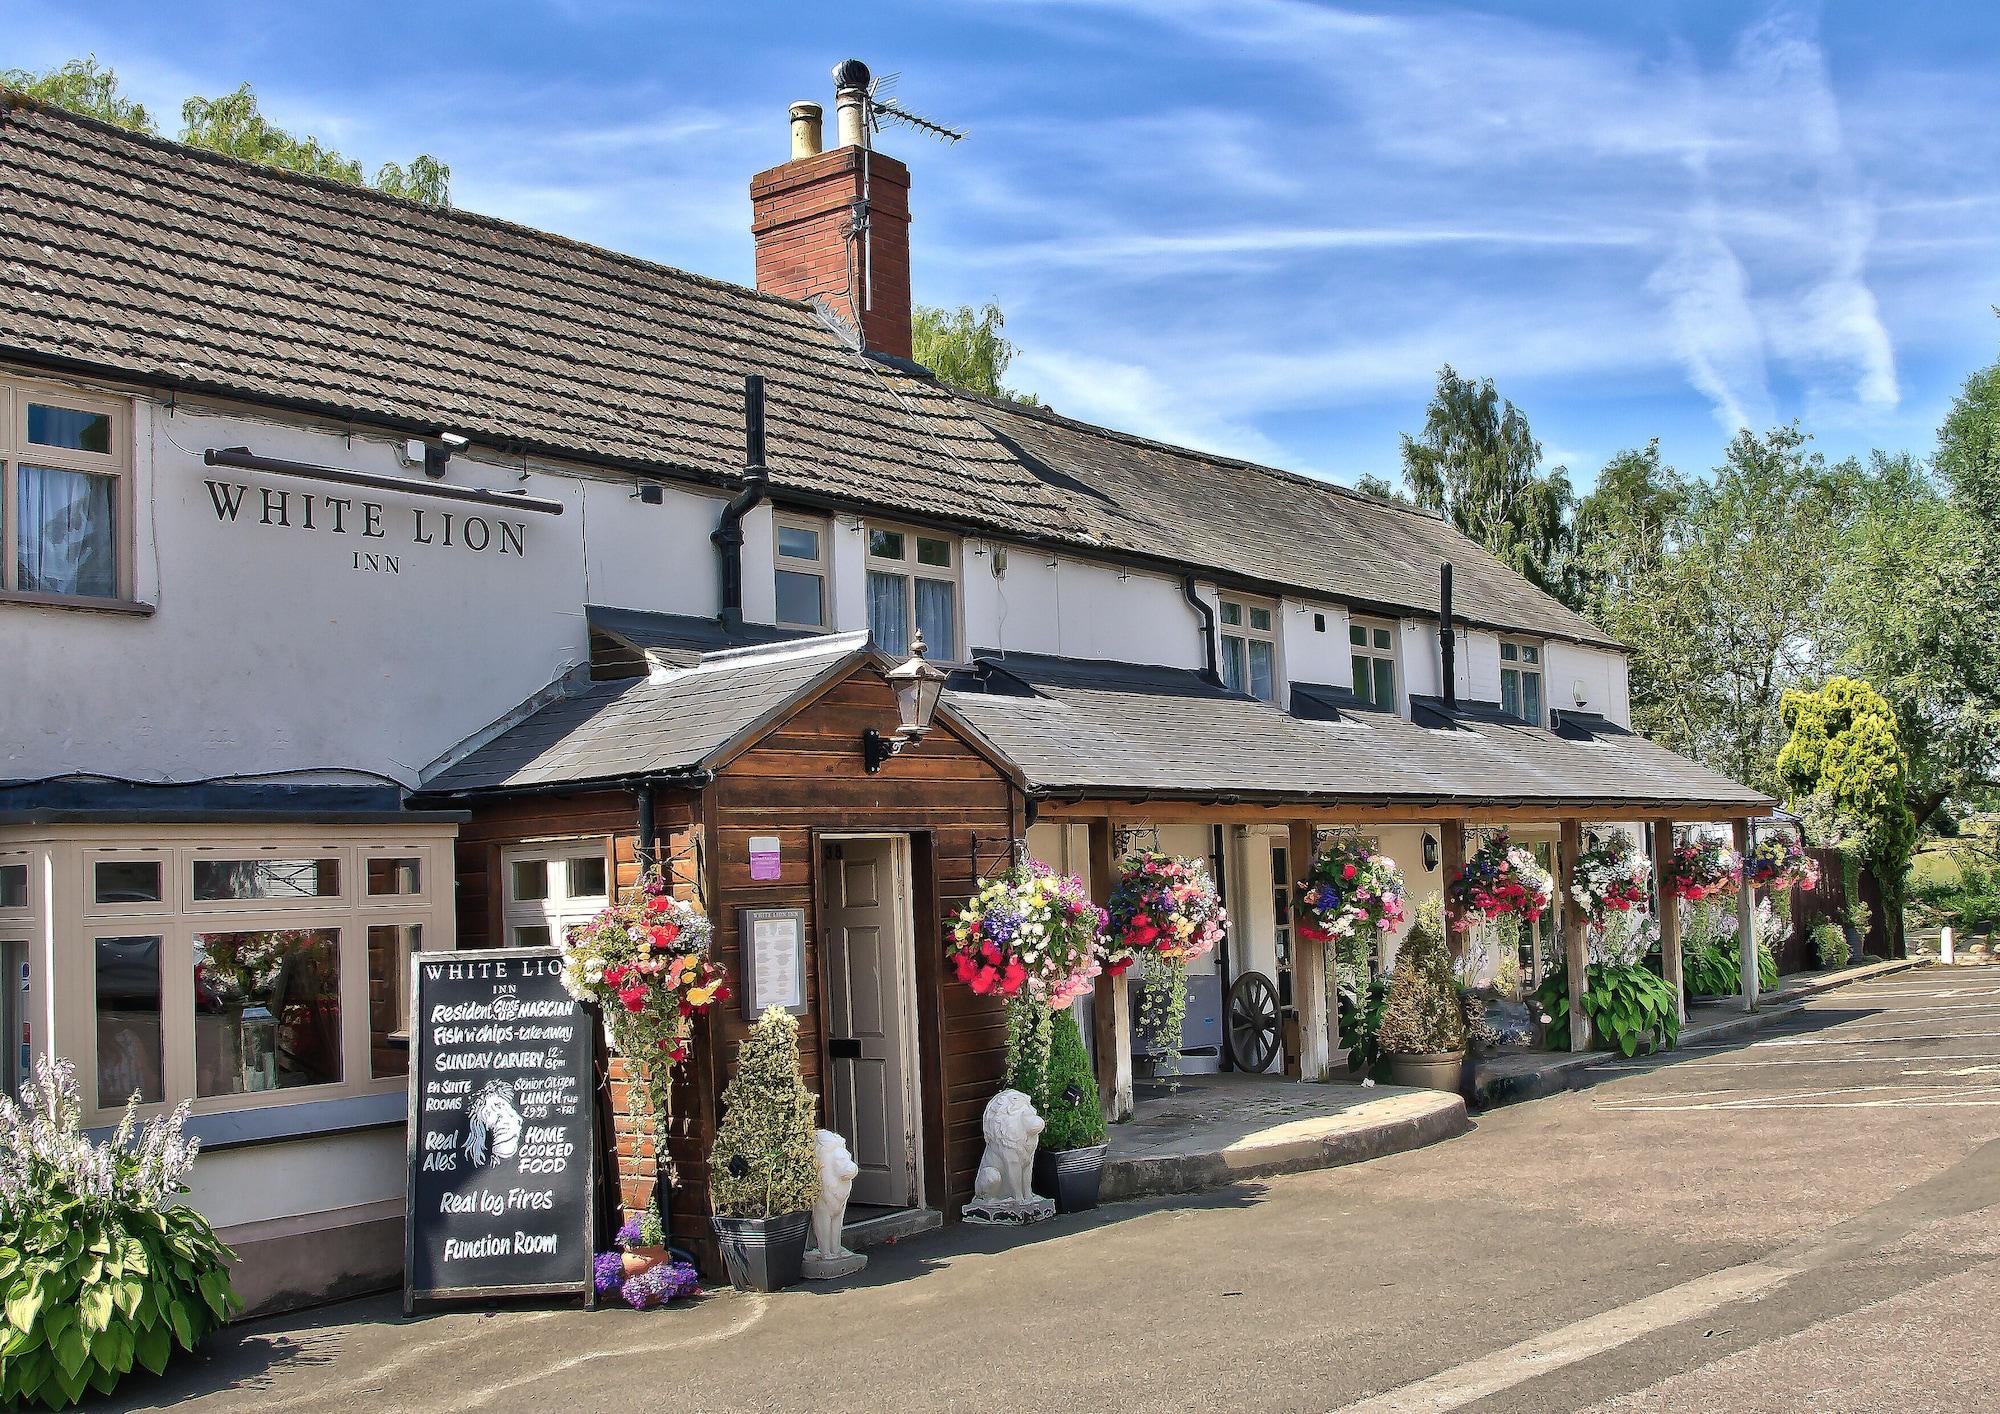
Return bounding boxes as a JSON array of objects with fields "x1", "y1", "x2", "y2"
[{"x1": 821, "y1": 838, "x2": 918, "y2": 1209}]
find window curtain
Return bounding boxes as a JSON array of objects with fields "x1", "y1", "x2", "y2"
[
  {"x1": 914, "y1": 578, "x2": 956, "y2": 659},
  {"x1": 868, "y1": 570, "x2": 909, "y2": 655},
  {"x1": 17, "y1": 464, "x2": 116, "y2": 597}
]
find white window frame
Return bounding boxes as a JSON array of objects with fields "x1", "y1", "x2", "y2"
[
  {"x1": 1217, "y1": 595, "x2": 1279, "y2": 703},
  {"x1": 501, "y1": 839, "x2": 614, "y2": 950},
  {"x1": 0, "y1": 849, "x2": 30, "y2": 1101},
  {"x1": 1500, "y1": 638, "x2": 1545, "y2": 725},
  {"x1": 1349, "y1": 615, "x2": 1399, "y2": 711},
  {"x1": 773, "y1": 511, "x2": 831, "y2": 630},
  {"x1": 864, "y1": 522, "x2": 963, "y2": 661},
  {"x1": 0, "y1": 374, "x2": 134, "y2": 607}
]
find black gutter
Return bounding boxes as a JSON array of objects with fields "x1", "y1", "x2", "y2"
[
  {"x1": 410, "y1": 767, "x2": 715, "y2": 806},
  {"x1": 1024, "y1": 786, "x2": 1772, "y2": 812},
  {"x1": 712, "y1": 375, "x2": 771, "y2": 634},
  {"x1": 201, "y1": 447, "x2": 565, "y2": 515},
  {"x1": 5, "y1": 346, "x2": 1626, "y2": 653},
  {"x1": 1439, "y1": 562, "x2": 1457, "y2": 709},
  {"x1": 1180, "y1": 575, "x2": 1223, "y2": 686}
]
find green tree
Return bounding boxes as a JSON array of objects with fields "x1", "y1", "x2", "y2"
[
  {"x1": 1352, "y1": 472, "x2": 1407, "y2": 502},
  {"x1": 912, "y1": 302, "x2": 1039, "y2": 404},
  {"x1": 1563, "y1": 439, "x2": 1684, "y2": 623},
  {"x1": 1398, "y1": 365, "x2": 1574, "y2": 594},
  {"x1": 2, "y1": 55, "x2": 153, "y2": 131},
  {"x1": 6, "y1": 60, "x2": 449, "y2": 205},
  {"x1": 1936, "y1": 354, "x2": 2000, "y2": 538}
]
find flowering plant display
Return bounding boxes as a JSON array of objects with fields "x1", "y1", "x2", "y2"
[
  {"x1": 1745, "y1": 836, "x2": 1819, "y2": 893},
  {"x1": 1447, "y1": 831, "x2": 1553, "y2": 931},
  {"x1": 948, "y1": 862, "x2": 1106, "y2": 1009},
  {"x1": 557, "y1": 872, "x2": 727, "y2": 1144},
  {"x1": 1569, "y1": 833, "x2": 1651, "y2": 924},
  {"x1": 1107, "y1": 851, "x2": 1226, "y2": 1082},
  {"x1": 194, "y1": 928, "x2": 328, "y2": 1008},
  {"x1": 1293, "y1": 836, "x2": 1406, "y2": 945},
  {"x1": 1667, "y1": 838, "x2": 1742, "y2": 901},
  {"x1": 593, "y1": 1247, "x2": 700, "y2": 1309},
  {"x1": 1105, "y1": 850, "x2": 1226, "y2": 974}
]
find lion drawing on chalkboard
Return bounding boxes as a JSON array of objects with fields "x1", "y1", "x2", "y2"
[{"x1": 464, "y1": 1080, "x2": 524, "y2": 1166}]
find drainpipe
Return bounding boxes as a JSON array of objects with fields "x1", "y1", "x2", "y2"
[
  {"x1": 1181, "y1": 574, "x2": 1222, "y2": 686},
  {"x1": 1438, "y1": 562, "x2": 1457, "y2": 710},
  {"x1": 712, "y1": 374, "x2": 771, "y2": 634},
  {"x1": 635, "y1": 782, "x2": 658, "y2": 877}
]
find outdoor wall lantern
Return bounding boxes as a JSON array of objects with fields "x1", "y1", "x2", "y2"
[
  {"x1": 1423, "y1": 832, "x2": 1439, "y2": 872},
  {"x1": 864, "y1": 633, "x2": 950, "y2": 773}
]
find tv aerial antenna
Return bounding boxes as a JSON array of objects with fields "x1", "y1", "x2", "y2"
[{"x1": 836, "y1": 61, "x2": 965, "y2": 145}]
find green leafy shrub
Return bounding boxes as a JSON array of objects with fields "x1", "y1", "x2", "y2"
[
  {"x1": 1811, "y1": 922, "x2": 1847, "y2": 969},
  {"x1": 1848, "y1": 900, "x2": 1874, "y2": 937},
  {"x1": 1339, "y1": 973, "x2": 1391, "y2": 1080},
  {"x1": 1376, "y1": 922, "x2": 1467, "y2": 1056},
  {"x1": 1533, "y1": 963, "x2": 1682, "y2": 1057},
  {"x1": 708, "y1": 1008, "x2": 821, "y2": 1219},
  {"x1": 1015, "y1": 1008, "x2": 1106, "y2": 1151},
  {"x1": 0, "y1": 1058, "x2": 238, "y2": 1409}
]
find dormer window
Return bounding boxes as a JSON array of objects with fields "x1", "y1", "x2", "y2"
[
  {"x1": 1218, "y1": 596, "x2": 1277, "y2": 702},
  {"x1": 1500, "y1": 639, "x2": 1544, "y2": 724},
  {"x1": 1350, "y1": 617, "x2": 1398, "y2": 710}
]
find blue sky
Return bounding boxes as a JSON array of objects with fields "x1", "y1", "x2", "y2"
[{"x1": 11, "y1": 1, "x2": 2000, "y2": 489}]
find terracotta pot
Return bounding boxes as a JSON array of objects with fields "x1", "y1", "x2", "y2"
[
  {"x1": 620, "y1": 1244, "x2": 670, "y2": 1277},
  {"x1": 1386, "y1": 1050, "x2": 1466, "y2": 1093}
]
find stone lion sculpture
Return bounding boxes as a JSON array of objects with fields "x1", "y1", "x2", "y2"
[
  {"x1": 971, "y1": 1088, "x2": 1044, "y2": 1204},
  {"x1": 809, "y1": 1129, "x2": 860, "y2": 1262}
]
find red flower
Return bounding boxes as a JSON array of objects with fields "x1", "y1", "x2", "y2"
[
  {"x1": 969, "y1": 965, "x2": 999, "y2": 997},
  {"x1": 982, "y1": 940, "x2": 1002, "y2": 964},
  {"x1": 955, "y1": 954, "x2": 978, "y2": 986},
  {"x1": 712, "y1": 981, "x2": 730, "y2": 1003},
  {"x1": 618, "y1": 985, "x2": 647, "y2": 1013},
  {"x1": 646, "y1": 895, "x2": 672, "y2": 915},
  {"x1": 604, "y1": 964, "x2": 627, "y2": 988},
  {"x1": 1342, "y1": 863, "x2": 1358, "y2": 880},
  {"x1": 650, "y1": 923, "x2": 681, "y2": 950},
  {"x1": 1106, "y1": 957, "x2": 1133, "y2": 977},
  {"x1": 1000, "y1": 960, "x2": 1028, "y2": 995}
]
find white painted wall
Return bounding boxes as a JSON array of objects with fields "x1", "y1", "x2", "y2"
[
  {"x1": 1549, "y1": 641, "x2": 1629, "y2": 726},
  {"x1": 963, "y1": 543, "x2": 1202, "y2": 668},
  {"x1": 189, "y1": 1128, "x2": 404, "y2": 1229},
  {"x1": 1279, "y1": 599, "x2": 1348, "y2": 693}
]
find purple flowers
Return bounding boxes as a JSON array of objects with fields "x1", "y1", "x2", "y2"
[
  {"x1": 593, "y1": 1251, "x2": 625, "y2": 1297},
  {"x1": 619, "y1": 1260, "x2": 701, "y2": 1310}
]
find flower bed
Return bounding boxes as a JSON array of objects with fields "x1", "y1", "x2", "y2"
[
  {"x1": 1667, "y1": 838, "x2": 1742, "y2": 901},
  {"x1": 1294, "y1": 836, "x2": 1406, "y2": 945},
  {"x1": 1448, "y1": 831, "x2": 1553, "y2": 932},
  {"x1": 1570, "y1": 833, "x2": 1651, "y2": 924}
]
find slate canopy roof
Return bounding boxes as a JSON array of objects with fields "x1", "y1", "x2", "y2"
[{"x1": 0, "y1": 93, "x2": 1615, "y2": 647}]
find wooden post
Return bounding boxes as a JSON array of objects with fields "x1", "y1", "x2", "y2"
[
  {"x1": 1559, "y1": 819, "x2": 1590, "y2": 1051},
  {"x1": 1734, "y1": 817, "x2": 1758, "y2": 1012},
  {"x1": 1652, "y1": 821, "x2": 1685, "y2": 1026},
  {"x1": 1087, "y1": 818, "x2": 1134, "y2": 1121},
  {"x1": 1290, "y1": 820, "x2": 1331, "y2": 1081},
  {"x1": 1438, "y1": 821, "x2": 1467, "y2": 946}
]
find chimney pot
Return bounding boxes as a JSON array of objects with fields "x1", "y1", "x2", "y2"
[
  {"x1": 789, "y1": 101, "x2": 823, "y2": 159},
  {"x1": 835, "y1": 86, "x2": 869, "y2": 149}
]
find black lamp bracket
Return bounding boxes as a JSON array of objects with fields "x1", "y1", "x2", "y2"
[{"x1": 863, "y1": 728, "x2": 906, "y2": 774}]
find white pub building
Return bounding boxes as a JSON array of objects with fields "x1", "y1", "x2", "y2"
[{"x1": 0, "y1": 69, "x2": 1766, "y2": 1311}]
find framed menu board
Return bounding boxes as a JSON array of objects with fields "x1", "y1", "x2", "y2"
[
  {"x1": 738, "y1": 907, "x2": 808, "y2": 1019},
  {"x1": 404, "y1": 947, "x2": 597, "y2": 1312}
]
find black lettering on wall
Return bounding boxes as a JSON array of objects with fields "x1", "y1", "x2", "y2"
[{"x1": 204, "y1": 481, "x2": 248, "y2": 521}]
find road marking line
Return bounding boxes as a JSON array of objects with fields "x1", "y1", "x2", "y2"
[{"x1": 1753, "y1": 1030, "x2": 2000, "y2": 1048}]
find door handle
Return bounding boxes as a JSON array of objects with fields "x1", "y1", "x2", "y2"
[{"x1": 828, "y1": 1037, "x2": 862, "y2": 1060}]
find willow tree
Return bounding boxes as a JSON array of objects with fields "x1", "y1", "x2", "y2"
[
  {"x1": 1398, "y1": 366, "x2": 1574, "y2": 595},
  {"x1": 912, "y1": 303, "x2": 1039, "y2": 405}
]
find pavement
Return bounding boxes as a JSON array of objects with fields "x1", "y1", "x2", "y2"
[{"x1": 106, "y1": 963, "x2": 2000, "y2": 1412}]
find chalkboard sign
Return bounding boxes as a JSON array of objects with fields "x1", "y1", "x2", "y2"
[{"x1": 404, "y1": 947, "x2": 598, "y2": 1312}]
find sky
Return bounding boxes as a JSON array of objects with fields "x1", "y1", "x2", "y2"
[{"x1": 10, "y1": 1, "x2": 2000, "y2": 490}]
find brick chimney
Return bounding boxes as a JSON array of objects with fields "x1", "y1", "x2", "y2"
[{"x1": 751, "y1": 60, "x2": 913, "y2": 361}]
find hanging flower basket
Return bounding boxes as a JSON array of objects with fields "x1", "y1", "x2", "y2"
[
  {"x1": 1105, "y1": 850, "x2": 1227, "y2": 973},
  {"x1": 948, "y1": 861, "x2": 1106, "y2": 1009},
  {"x1": 557, "y1": 872, "x2": 728, "y2": 1142},
  {"x1": 1293, "y1": 836, "x2": 1406, "y2": 945},
  {"x1": 1667, "y1": 839, "x2": 1742, "y2": 902},
  {"x1": 1745, "y1": 836, "x2": 1819, "y2": 893},
  {"x1": 1569, "y1": 833, "x2": 1651, "y2": 924},
  {"x1": 1448, "y1": 831, "x2": 1553, "y2": 932}
]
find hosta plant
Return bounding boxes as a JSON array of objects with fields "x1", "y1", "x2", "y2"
[
  {"x1": 0, "y1": 1058, "x2": 239, "y2": 1408},
  {"x1": 1534, "y1": 962, "x2": 1682, "y2": 1057}
]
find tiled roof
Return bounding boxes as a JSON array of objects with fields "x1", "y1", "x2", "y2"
[
  {"x1": 420, "y1": 634, "x2": 872, "y2": 793},
  {"x1": 948, "y1": 652, "x2": 1768, "y2": 811},
  {"x1": 585, "y1": 605, "x2": 816, "y2": 675},
  {"x1": 0, "y1": 95, "x2": 1615, "y2": 647}
]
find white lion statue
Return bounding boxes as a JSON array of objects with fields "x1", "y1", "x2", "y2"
[
  {"x1": 971, "y1": 1088, "x2": 1044, "y2": 1204},
  {"x1": 809, "y1": 1129, "x2": 860, "y2": 1263}
]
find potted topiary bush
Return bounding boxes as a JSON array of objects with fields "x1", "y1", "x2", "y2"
[
  {"x1": 1376, "y1": 919, "x2": 1468, "y2": 1091},
  {"x1": 708, "y1": 1007, "x2": 822, "y2": 1293},
  {"x1": 1811, "y1": 921, "x2": 1847, "y2": 970},
  {"x1": 0, "y1": 1058, "x2": 240, "y2": 1408},
  {"x1": 1847, "y1": 901, "x2": 1873, "y2": 963},
  {"x1": 1021, "y1": 1008, "x2": 1110, "y2": 1213}
]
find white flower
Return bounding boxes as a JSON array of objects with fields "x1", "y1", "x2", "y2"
[{"x1": 1361, "y1": 1078, "x2": 1376, "y2": 1088}]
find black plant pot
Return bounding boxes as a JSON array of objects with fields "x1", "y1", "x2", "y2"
[
  {"x1": 1032, "y1": 1142, "x2": 1108, "y2": 1213},
  {"x1": 710, "y1": 1211, "x2": 810, "y2": 1293},
  {"x1": 1844, "y1": 924, "x2": 1864, "y2": 964}
]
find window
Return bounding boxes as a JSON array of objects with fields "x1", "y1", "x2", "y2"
[
  {"x1": 194, "y1": 928, "x2": 341, "y2": 1097},
  {"x1": 2, "y1": 941, "x2": 23, "y2": 1100},
  {"x1": 866, "y1": 524, "x2": 959, "y2": 659},
  {"x1": 367, "y1": 923, "x2": 422, "y2": 1079},
  {"x1": 192, "y1": 856, "x2": 340, "y2": 902},
  {"x1": 1269, "y1": 841, "x2": 1293, "y2": 1005},
  {"x1": 1500, "y1": 640, "x2": 1544, "y2": 725},
  {"x1": 366, "y1": 856, "x2": 423, "y2": 897},
  {"x1": 503, "y1": 842, "x2": 612, "y2": 949},
  {"x1": 95, "y1": 934, "x2": 163, "y2": 1108},
  {"x1": 1350, "y1": 618, "x2": 1398, "y2": 710},
  {"x1": 0, "y1": 864, "x2": 24, "y2": 912},
  {"x1": 774, "y1": 514, "x2": 829, "y2": 629},
  {"x1": 1219, "y1": 596, "x2": 1278, "y2": 703},
  {"x1": 95, "y1": 860, "x2": 163, "y2": 905},
  {"x1": 1, "y1": 378, "x2": 130, "y2": 603}
]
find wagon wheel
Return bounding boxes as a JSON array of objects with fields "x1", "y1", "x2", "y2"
[{"x1": 1225, "y1": 972, "x2": 1281, "y2": 1073}]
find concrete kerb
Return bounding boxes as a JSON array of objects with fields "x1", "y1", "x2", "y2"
[{"x1": 1467, "y1": 956, "x2": 1925, "y2": 1111}]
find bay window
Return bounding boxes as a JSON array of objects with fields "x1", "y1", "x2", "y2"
[
  {"x1": 774, "y1": 513, "x2": 830, "y2": 629},
  {"x1": 1500, "y1": 640, "x2": 1544, "y2": 725},
  {"x1": 1219, "y1": 596, "x2": 1278, "y2": 703},
  {"x1": 866, "y1": 524, "x2": 959, "y2": 659},
  {"x1": 1350, "y1": 617, "x2": 1399, "y2": 710},
  {"x1": 1, "y1": 377, "x2": 130, "y2": 605}
]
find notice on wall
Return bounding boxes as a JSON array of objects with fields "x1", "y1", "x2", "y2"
[
  {"x1": 748, "y1": 835, "x2": 782, "y2": 881},
  {"x1": 739, "y1": 908, "x2": 807, "y2": 1019},
  {"x1": 404, "y1": 948, "x2": 597, "y2": 1312}
]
